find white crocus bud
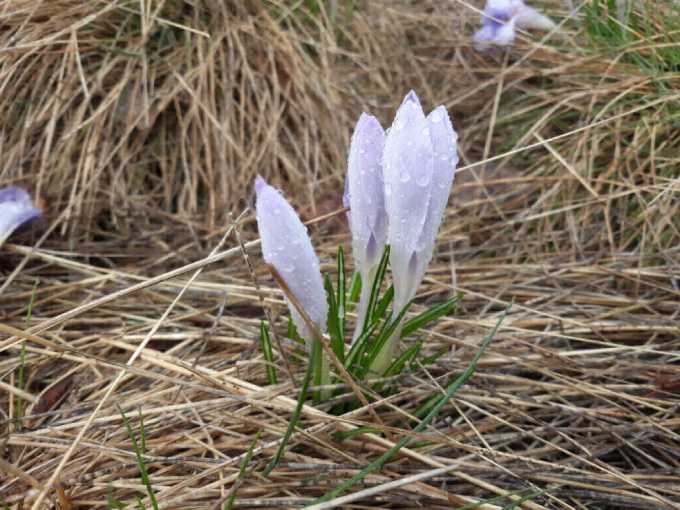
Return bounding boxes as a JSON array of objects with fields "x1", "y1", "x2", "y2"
[
  {"x1": 373, "y1": 91, "x2": 458, "y2": 374},
  {"x1": 255, "y1": 176, "x2": 327, "y2": 345},
  {"x1": 344, "y1": 113, "x2": 387, "y2": 342}
]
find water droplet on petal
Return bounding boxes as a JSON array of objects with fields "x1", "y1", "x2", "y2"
[
  {"x1": 416, "y1": 174, "x2": 430, "y2": 187},
  {"x1": 440, "y1": 154, "x2": 448, "y2": 162},
  {"x1": 359, "y1": 148, "x2": 366, "y2": 155},
  {"x1": 399, "y1": 170, "x2": 410, "y2": 183},
  {"x1": 422, "y1": 127, "x2": 430, "y2": 137}
]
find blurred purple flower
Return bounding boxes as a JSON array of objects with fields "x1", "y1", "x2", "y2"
[
  {"x1": 344, "y1": 113, "x2": 387, "y2": 341},
  {"x1": 372, "y1": 91, "x2": 458, "y2": 372},
  {"x1": 474, "y1": 0, "x2": 555, "y2": 50},
  {"x1": 255, "y1": 176, "x2": 327, "y2": 344},
  {"x1": 0, "y1": 186, "x2": 42, "y2": 247}
]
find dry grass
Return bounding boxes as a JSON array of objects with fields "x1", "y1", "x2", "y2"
[{"x1": 1, "y1": 0, "x2": 680, "y2": 508}]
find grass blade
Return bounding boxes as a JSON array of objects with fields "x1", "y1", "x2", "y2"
[
  {"x1": 225, "y1": 429, "x2": 262, "y2": 510},
  {"x1": 324, "y1": 274, "x2": 344, "y2": 363},
  {"x1": 264, "y1": 338, "x2": 319, "y2": 475},
  {"x1": 260, "y1": 321, "x2": 278, "y2": 385},
  {"x1": 400, "y1": 295, "x2": 460, "y2": 338},
  {"x1": 119, "y1": 407, "x2": 159, "y2": 510},
  {"x1": 337, "y1": 246, "x2": 346, "y2": 342}
]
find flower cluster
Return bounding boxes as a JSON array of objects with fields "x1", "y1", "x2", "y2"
[
  {"x1": 255, "y1": 90, "x2": 458, "y2": 378},
  {"x1": 0, "y1": 186, "x2": 42, "y2": 247}
]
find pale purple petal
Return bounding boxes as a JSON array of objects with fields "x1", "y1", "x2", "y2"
[
  {"x1": 254, "y1": 176, "x2": 327, "y2": 343},
  {"x1": 411, "y1": 106, "x2": 459, "y2": 288},
  {"x1": 383, "y1": 91, "x2": 434, "y2": 308},
  {"x1": 0, "y1": 186, "x2": 42, "y2": 246},
  {"x1": 346, "y1": 113, "x2": 386, "y2": 272}
]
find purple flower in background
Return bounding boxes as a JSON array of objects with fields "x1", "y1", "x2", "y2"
[
  {"x1": 372, "y1": 91, "x2": 458, "y2": 373},
  {"x1": 255, "y1": 176, "x2": 327, "y2": 344},
  {"x1": 344, "y1": 113, "x2": 387, "y2": 342},
  {"x1": 0, "y1": 186, "x2": 42, "y2": 247},
  {"x1": 474, "y1": 0, "x2": 556, "y2": 50}
]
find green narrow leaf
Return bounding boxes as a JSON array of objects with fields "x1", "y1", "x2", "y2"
[
  {"x1": 324, "y1": 274, "x2": 344, "y2": 363},
  {"x1": 287, "y1": 316, "x2": 304, "y2": 345},
  {"x1": 348, "y1": 272, "x2": 361, "y2": 304},
  {"x1": 401, "y1": 295, "x2": 460, "y2": 338},
  {"x1": 384, "y1": 341, "x2": 422, "y2": 378},
  {"x1": 344, "y1": 320, "x2": 379, "y2": 376},
  {"x1": 336, "y1": 246, "x2": 346, "y2": 343},
  {"x1": 260, "y1": 321, "x2": 278, "y2": 385},
  {"x1": 421, "y1": 348, "x2": 448, "y2": 366},
  {"x1": 360, "y1": 246, "x2": 390, "y2": 337},
  {"x1": 120, "y1": 407, "x2": 159, "y2": 510},
  {"x1": 225, "y1": 429, "x2": 262, "y2": 510},
  {"x1": 332, "y1": 426, "x2": 382, "y2": 441},
  {"x1": 371, "y1": 285, "x2": 394, "y2": 323},
  {"x1": 107, "y1": 485, "x2": 125, "y2": 510},
  {"x1": 313, "y1": 307, "x2": 507, "y2": 504},
  {"x1": 264, "y1": 338, "x2": 319, "y2": 475},
  {"x1": 312, "y1": 334, "x2": 325, "y2": 403}
]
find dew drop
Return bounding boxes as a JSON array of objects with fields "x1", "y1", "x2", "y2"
[
  {"x1": 416, "y1": 174, "x2": 430, "y2": 187},
  {"x1": 399, "y1": 170, "x2": 411, "y2": 183},
  {"x1": 422, "y1": 127, "x2": 430, "y2": 137},
  {"x1": 440, "y1": 154, "x2": 448, "y2": 162},
  {"x1": 359, "y1": 148, "x2": 366, "y2": 155}
]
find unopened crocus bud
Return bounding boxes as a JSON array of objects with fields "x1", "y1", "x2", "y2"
[
  {"x1": 254, "y1": 176, "x2": 327, "y2": 345},
  {"x1": 0, "y1": 186, "x2": 42, "y2": 247},
  {"x1": 373, "y1": 91, "x2": 458, "y2": 373},
  {"x1": 474, "y1": 0, "x2": 555, "y2": 50},
  {"x1": 344, "y1": 113, "x2": 387, "y2": 342}
]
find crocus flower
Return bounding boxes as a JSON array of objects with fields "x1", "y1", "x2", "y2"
[
  {"x1": 254, "y1": 176, "x2": 327, "y2": 345},
  {"x1": 0, "y1": 186, "x2": 42, "y2": 247},
  {"x1": 344, "y1": 113, "x2": 387, "y2": 342},
  {"x1": 372, "y1": 91, "x2": 458, "y2": 373},
  {"x1": 474, "y1": 0, "x2": 556, "y2": 50}
]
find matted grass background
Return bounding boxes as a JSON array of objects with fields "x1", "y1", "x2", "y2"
[{"x1": 1, "y1": 0, "x2": 679, "y2": 508}]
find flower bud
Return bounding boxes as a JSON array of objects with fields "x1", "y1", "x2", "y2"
[{"x1": 254, "y1": 176, "x2": 327, "y2": 344}]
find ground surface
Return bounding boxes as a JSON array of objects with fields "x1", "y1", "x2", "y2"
[{"x1": 1, "y1": 1, "x2": 679, "y2": 509}]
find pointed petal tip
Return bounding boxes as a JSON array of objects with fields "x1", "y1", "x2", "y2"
[
  {"x1": 254, "y1": 175, "x2": 267, "y2": 194},
  {"x1": 404, "y1": 90, "x2": 420, "y2": 104}
]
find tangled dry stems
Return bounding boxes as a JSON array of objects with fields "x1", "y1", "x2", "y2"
[{"x1": 1, "y1": 0, "x2": 679, "y2": 508}]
